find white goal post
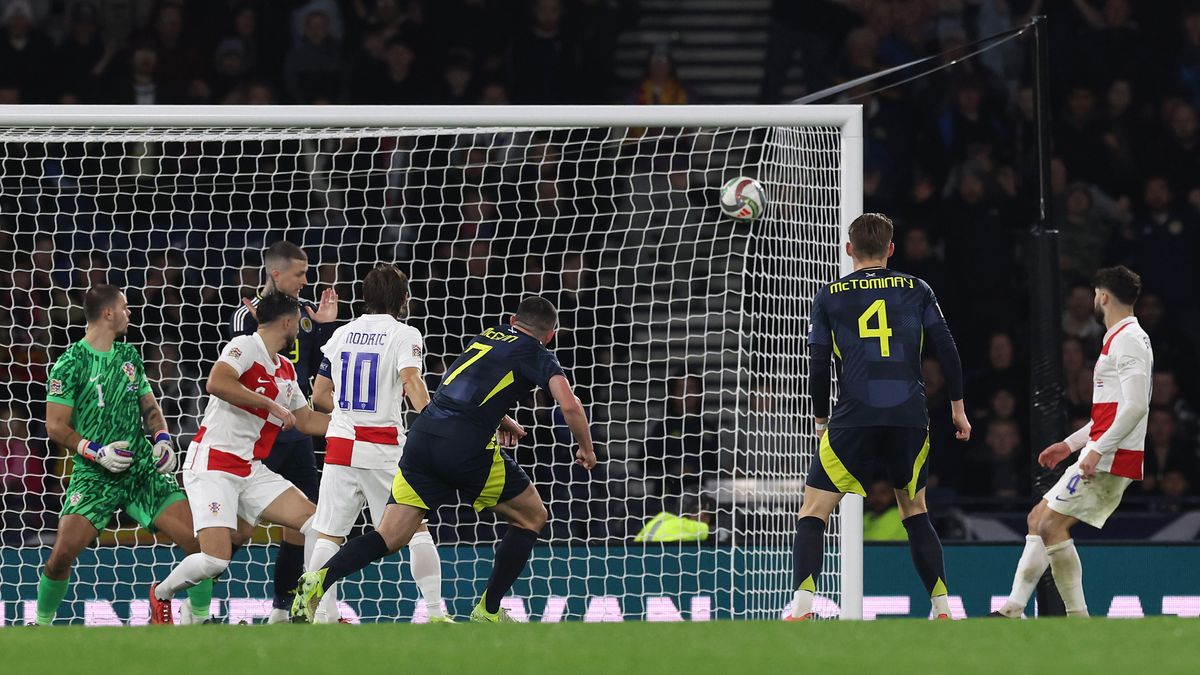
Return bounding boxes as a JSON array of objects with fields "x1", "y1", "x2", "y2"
[{"x1": 0, "y1": 104, "x2": 861, "y2": 623}]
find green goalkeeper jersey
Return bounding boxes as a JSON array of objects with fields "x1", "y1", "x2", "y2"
[{"x1": 46, "y1": 339, "x2": 156, "y2": 477}]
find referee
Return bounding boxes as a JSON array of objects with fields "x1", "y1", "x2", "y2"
[{"x1": 228, "y1": 241, "x2": 338, "y2": 623}]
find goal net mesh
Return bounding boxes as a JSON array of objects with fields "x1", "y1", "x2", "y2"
[{"x1": 0, "y1": 121, "x2": 845, "y2": 624}]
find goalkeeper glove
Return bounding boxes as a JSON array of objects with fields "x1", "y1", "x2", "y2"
[
  {"x1": 151, "y1": 430, "x2": 177, "y2": 474},
  {"x1": 78, "y1": 439, "x2": 133, "y2": 473}
]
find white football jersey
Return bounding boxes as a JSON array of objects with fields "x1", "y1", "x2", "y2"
[
  {"x1": 320, "y1": 314, "x2": 424, "y2": 469},
  {"x1": 187, "y1": 333, "x2": 308, "y2": 471},
  {"x1": 1072, "y1": 316, "x2": 1154, "y2": 480}
]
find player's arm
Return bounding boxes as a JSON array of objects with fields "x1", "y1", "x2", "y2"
[
  {"x1": 548, "y1": 374, "x2": 597, "y2": 469},
  {"x1": 293, "y1": 405, "x2": 331, "y2": 437},
  {"x1": 400, "y1": 366, "x2": 430, "y2": 412},
  {"x1": 806, "y1": 290, "x2": 833, "y2": 435},
  {"x1": 206, "y1": 361, "x2": 297, "y2": 430},
  {"x1": 46, "y1": 402, "x2": 134, "y2": 474},
  {"x1": 1080, "y1": 346, "x2": 1151, "y2": 478},
  {"x1": 139, "y1": 391, "x2": 178, "y2": 473},
  {"x1": 1038, "y1": 421, "x2": 1094, "y2": 469},
  {"x1": 921, "y1": 285, "x2": 971, "y2": 440},
  {"x1": 311, "y1": 373, "x2": 335, "y2": 414}
]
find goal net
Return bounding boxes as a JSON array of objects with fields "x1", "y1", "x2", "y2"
[{"x1": 0, "y1": 105, "x2": 860, "y2": 625}]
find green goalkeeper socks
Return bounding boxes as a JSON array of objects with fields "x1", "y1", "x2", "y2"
[
  {"x1": 186, "y1": 578, "x2": 213, "y2": 620},
  {"x1": 36, "y1": 574, "x2": 69, "y2": 625}
]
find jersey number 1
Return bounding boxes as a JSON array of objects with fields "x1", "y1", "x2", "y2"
[{"x1": 858, "y1": 299, "x2": 893, "y2": 357}]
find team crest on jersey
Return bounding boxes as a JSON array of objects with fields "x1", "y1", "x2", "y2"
[
  {"x1": 122, "y1": 362, "x2": 136, "y2": 382},
  {"x1": 209, "y1": 502, "x2": 221, "y2": 514},
  {"x1": 301, "y1": 317, "x2": 314, "y2": 333},
  {"x1": 228, "y1": 347, "x2": 242, "y2": 359},
  {"x1": 69, "y1": 492, "x2": 81, "y2": 506},
  {"x1": 48, "y1": 379, "x2": 63, "y2": 396}
]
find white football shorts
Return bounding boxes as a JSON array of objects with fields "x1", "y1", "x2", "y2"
[
  {"x1": 1044, "y1": 457, "x2": 1133, "y2": 529},
  {"x1": 312, "y1": 464, "x2": 395, "y2": 537},
  {"x1": 183, "y1": 459, "x2": 296, "y2": 532}
]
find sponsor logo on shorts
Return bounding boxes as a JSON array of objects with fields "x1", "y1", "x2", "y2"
[
  {"x1": 69, "y1": 492, "x2": 82, "y2": 506},
  {"x1": 209, "y1": 501, "x2": 221, "y2": 514},
  {"x1": 48, "y1": 379, "x2": 63, "y2": 396}
]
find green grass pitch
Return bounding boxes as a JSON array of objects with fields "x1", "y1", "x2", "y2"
[{"x1": 4, "y1": 618, "x2": 1198, "y2": 674}]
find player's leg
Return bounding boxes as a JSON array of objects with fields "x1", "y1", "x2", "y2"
[
  {"x1": 307, "y1": 465, "x2": 361, "y2": 623},
  {"x1": 1038, "y1": 507, "x2": 1087, "y2": 617},
  {"x1": 294, "y1": 501, "x2": 427, "y2": 621},
  {"x1": 892, "y1": 488, "x2": 951, "y2": 618},
  {"x1": 37, "y1": 514, "x2": 99, "y2": 625},
  {"x1": 152, "y1": 527, "x2": 234, "y2": 623},
  {"x1": 263, "y1": 439, "x2": 319, "y2": 621},
  {"x1": 887, "y1": 430, "x2": 951, "y2": 618},
  {"x1": 994, "y1": 501, "x2": 1052, "y2": 618},
  {"x1": 149, "y1": 497, "x2": 216, "y2": 623},
  {"x1": 363, "y1": 465, "x2": 447, "y2": 621},
  {"x1": 788, "y1": 428, "x2": 865, "y2": 620},
  {"x1": 38, "y1": 470, "x2": 114, "y2": 625},
  {"x1": 481, "y1": 484, "x2": 546, "y2": 622}
]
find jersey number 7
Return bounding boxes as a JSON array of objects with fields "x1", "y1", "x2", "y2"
[{"x1": 858, "y1": 299, "x2": 893, "y2": 358}]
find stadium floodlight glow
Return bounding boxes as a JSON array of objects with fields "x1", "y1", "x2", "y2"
[{"x1": 0, "y1": 103, "x2": 861, "y2": 622}]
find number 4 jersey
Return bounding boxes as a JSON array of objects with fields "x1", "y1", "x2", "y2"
[
  {"x1": 318, "y1": 314, "x2": 425, "y2": 469},
  {"x1": 807, "y1": 266, "x2": 964, "y2": 430}
]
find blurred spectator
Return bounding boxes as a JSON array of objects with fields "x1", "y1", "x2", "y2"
[
  {"x1": 1122, "y1": 177, "x2": 1200, "y2": 316},
  {"x1": 1151, "y1": 370, "x2": 1200, "y2": 445},
  {"x1": 56, "y1": 3, "x2": 115, "y2": 102},
  {"x1": 284, "y1": 9, "x2": 345, "y2": 103},
  {"x1": 1061, "y1": 283, "x2": 1105, "y2": 352},
  {"x1": 148, "y1": 3, "x2": 202, "y2": 94},
  {"x1": 435, "y1": 48, "x2": 476, "y2": 105},
  {"x1": 0, "y1": 404, "x2": 44, "y2": 544},
  {"x1": 0, "y1": 0, "x2": 54, "y2": 102},
  {"x1": 631, "y1": 46, "x2": 688, "y2": 105},
  {"x1": 507, "y1": 0, "x2": 578, "y2": 104},
  {"x1": 964, "y1": 419, "x2": 1025, "y2": 499},
  {"x1": 642, "y1": 375, "x2": 719, "y2": 505},
  {"x1": 1140, "y1": 408, "x2": 1197, "y2": 496},
  {"x1": 966, "y1": 332, "x2": 1024, "y2": 421},
  {"x1": 863, "y1": 479, "x2": 907, "y2": 542},
  {"x1": 369, "y1": 38, "x2": 419, "y2": 104}
]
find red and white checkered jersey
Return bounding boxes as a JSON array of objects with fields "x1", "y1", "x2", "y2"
[
  {"x1": 1067, "y1": 317, "x2": 1154, "y2": 480},
  {"x1": 189, "y1": 333, "x2": 308, "y2": 471},
  {"x1": 320, "y1": 315, "x2": 424, "y2": 469}
]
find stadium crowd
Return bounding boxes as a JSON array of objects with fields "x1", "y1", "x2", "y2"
[{"x1": 1, "y1": 0, "x2": 1200, "y2": 546}]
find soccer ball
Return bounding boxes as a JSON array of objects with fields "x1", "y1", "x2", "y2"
[{"x1": 719, "y1": 176, "x2": 767, "y2": 221}]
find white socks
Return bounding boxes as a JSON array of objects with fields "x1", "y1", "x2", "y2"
[
  {"x1": 791, "y1": 589, "x2": 814, "y2": 618},
  {"x1": 409, "y1": 531, "x2": 445, "y2": 619},
  {"x1": 308, "y1": 538, "x2": 342, "y2": 623},
  {"x1": 1046, "y1": 539, "x2": 1089, "y2": 617},
  {"x1": 155, "y1": 553, "x2": 229, "y2": 599},
  {"x1": 300, "y1": 516, "x2": 318, "y2": 573},
  {"x1": 999, "y1": 535, "x2": 1050, "y2": 617}
]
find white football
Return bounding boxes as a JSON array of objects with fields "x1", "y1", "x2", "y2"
[{"x1": 719, "y1": 176, "x2": 767, "y2": 221}]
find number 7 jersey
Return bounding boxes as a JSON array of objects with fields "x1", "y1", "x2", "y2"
[
  {"x1": 319, "y1": 314, "x2": 425, "y2": 469},
  {"x1": 807, "y1": 267, "x2": 959, "y2": 430}
]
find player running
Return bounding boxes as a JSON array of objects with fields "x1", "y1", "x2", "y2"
[
  {"x1": 788, "y1": 213, "x2": 971, "y2": 621},
  {"x1": 149, "y1": 293, "x2": 331, "y2": 624},
  {"x1": 293, "y1": 297, "x2": 597, "y2": 623},
  {"x1": 229, "y1": 241, "x2": 338, "y2": 623},
  {"x1": 993, "y1": 266, "x2": 1151, "y2": 618},
  {"x1": 35, "y1": 285, "x2": 213, "y2": 625},
  {"x1": 306, "y1": 264, "x2": 448, "y2": 624}
]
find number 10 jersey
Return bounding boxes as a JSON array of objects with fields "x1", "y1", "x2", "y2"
[{"x1": 319, "y1": 314, "x2": 425, "y2": 469}]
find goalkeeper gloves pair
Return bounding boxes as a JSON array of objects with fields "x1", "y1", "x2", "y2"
[{"x1": 77, "y1": 431, "x2": 177, "y2": 474}]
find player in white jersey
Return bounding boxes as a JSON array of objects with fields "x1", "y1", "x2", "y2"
[
  {"x1": 994, "y1": 266, "x2": 1152, "y2": 618},
  {"x1": 148, "y1": 293, "x2": 332, "y2": 622},
  {"x1": 307, "y1": 265, "x2": 448, "y2": 623}
]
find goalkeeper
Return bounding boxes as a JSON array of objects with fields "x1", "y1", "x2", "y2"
[{"x1": 34, "y1": 285, "x2": 214, "y2": 625}]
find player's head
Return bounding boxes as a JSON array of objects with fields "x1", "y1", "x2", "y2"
[
  {"x1": 263, "y1": 241, "x2": 308, "y2": 298},
  {"x1": 847, "y1": 212, "x2": 895, "y2": 263},
  {"x1": 256, "y1": 291, "x2": 303, "y2": 343},
  {"x1": 510, "y1": 296, "x2": 558, "y2": 344},
  {"x1": 1092, "y1": 265, "x2": 1141, "y2": 318},
  {"x1": 363, "y1": 264, "x2": 411, "y2": 319},
  {"x1": 83, "y1": 284, "x2": 130, "y2": 336}
]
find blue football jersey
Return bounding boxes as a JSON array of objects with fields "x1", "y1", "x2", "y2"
[
  {"x1": 419, "y1": 324, "x2": 565, "y2": 438},
  {"x1": 807, "y1": 266, "x2": 963, "y2": 429}
]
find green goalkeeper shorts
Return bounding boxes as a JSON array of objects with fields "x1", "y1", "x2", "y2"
[{"x1": 60, "y1": 464, "x2": 185, "y2": 533}]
